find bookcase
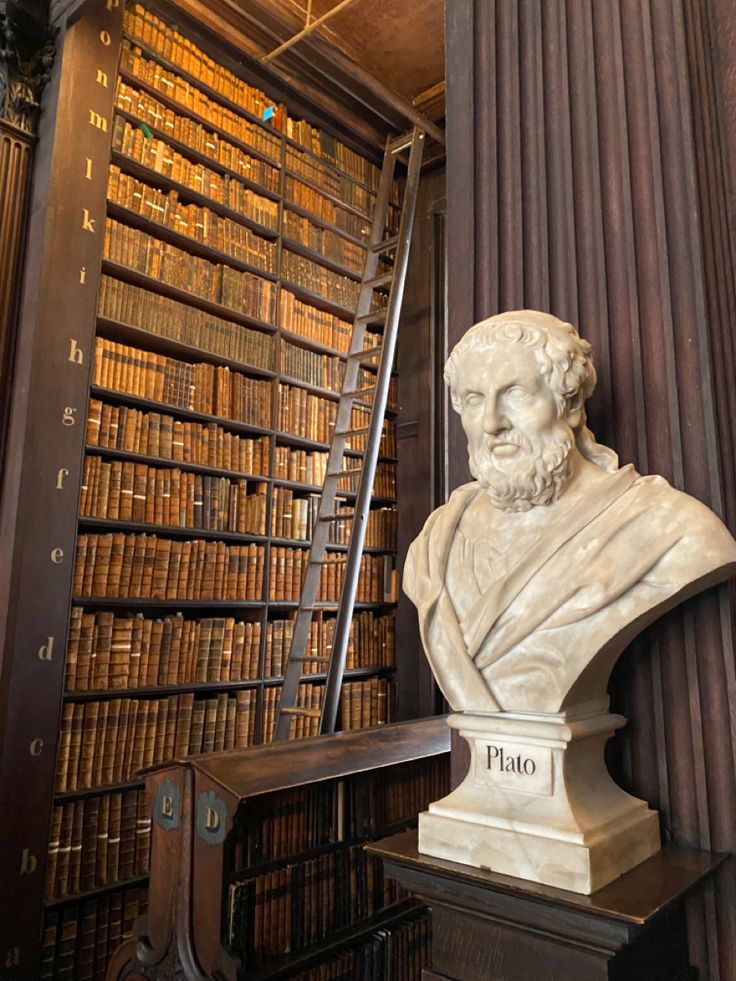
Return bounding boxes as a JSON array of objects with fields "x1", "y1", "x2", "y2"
[
  {"x1": 0, "y1": 1, "x2": 413, "y2": 976},
  {"x1": 105, "y1": 717, "x2": 450, "y2": 980}
]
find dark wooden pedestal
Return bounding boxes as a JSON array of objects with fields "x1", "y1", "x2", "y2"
[{"x1": 367, "y1": 830, "x2": 725, "y2": 981}]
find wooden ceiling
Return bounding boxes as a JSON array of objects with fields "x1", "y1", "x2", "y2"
[
  {"x1": 165, "y1": 0, "x2": 445, "y2": 162},
  {"x1": 262, "y1": 0, "x2": 445, "y2": 107}
]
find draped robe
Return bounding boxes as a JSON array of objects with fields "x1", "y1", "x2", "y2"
[{"x1": 404, "y1": 465, "x2": 736, "y2": 713}]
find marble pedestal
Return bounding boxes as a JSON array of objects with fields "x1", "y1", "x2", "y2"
[{"x1": 418, "y1": 711, "x2": 660, "y2": 894}]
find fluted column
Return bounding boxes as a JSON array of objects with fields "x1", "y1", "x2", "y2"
[{"x1": 446, "y1": 2, "x2": 736, "y2": 976}]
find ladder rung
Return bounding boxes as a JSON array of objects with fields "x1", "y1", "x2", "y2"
[
  {"x1": 329, "y1": 467, "x2": 363, "y2": 477},
  {"x1": 319, "y1": 510, "x2": 355, "y2": 521},
  {"x1": 309, "y1": 555, "x2": 347, "y2": 563},
  {"x1": 349, "y1": 345, "x2": 382, "y2": 360},
  {"x1": 301, "y1": 604, "x2": 339, "y2": 611},
  {"x1": 280, "y1": 707, "x2": 321, "y2": 718},
  {"x1": 355, "y1": 309, "x2": 388, "y2": 325},
  {"x1": 344, "y1": 386, "x2": 375, "y2": 400},
  {"x1": 335, "y1": 426, "x2": 370, "y2": 437},
  {"x1": 370, "y1": 235, "x2": 399, "y2": 254},
  {"x1": 364, "y1": 272, "x2": 393, "y2": 290},
  {"x1": 388, "y1": 134, "x2": 413, "y2": 154},
  {"x1": 291, "y1": 655, "x2": 331, "y2": 663}
]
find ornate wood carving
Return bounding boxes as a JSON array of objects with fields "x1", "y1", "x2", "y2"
[
  {"x1": 0, "y1": 2, "x2": 54, "y2": 134},
  {"x1": 445, "y1": 1, "x2": 736, "y2": 976}
]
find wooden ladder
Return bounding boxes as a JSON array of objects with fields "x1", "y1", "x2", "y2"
[{"x1": 273, "y1": 127, "x2": 425, "y2": 740}]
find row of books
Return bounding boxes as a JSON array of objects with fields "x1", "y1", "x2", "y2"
[
  {"x1": 108, "y1": 166, "x2": 278, "y2": 273},
  {"x1": 272, "y1": 447, "x2": 397, "y2": 500},
  {"x1": 279, "y1": 290, "x2": 353, "y2": 353},
  {"x1": 65, "y1": 610, "x2": 263, "y2": 692},
  {"x1": 124, "y1": 7, "x2": 285, "y2": 129},
  {"x1": 115, "y1": 79, "x2": 281, "y2": 194},
  {"x1": 232, "y1": 758, "x2": 444, "y2": 871},
  {"x1": 276, "y1": 385, "x2": 397, "y2": 455},
  {"x1": 227, "y1": 845, "x2": 403, "y2": 957},
  {"x1": 282, "y1": 248, "x2": 361, "y2": 309},
  {"x1": 72, "y1": 534, "x2": 266, "y2": 601},
  {"x1": 41, "y1": 888, "x2": 148, "y2": 981},
  {"x1": 263, "y1": 611, "x2": 395, "y2": 679},
  {"x1": 340, "y1": 678, "x2": 397, "y2": 731},
  {"x1": 112, "y1": 115, "x2": 280, "y2": 231},
  {"x1": 285, "y1": 145, "x2": 376, "y2": 218},
  {"x1": 119, "y1": 41, "x2": 282, "y2": 161},
  {"x1": 266, "y1": 548, "x2": 395, "y2": 604},
  {"x1": 286, "y1": 118, "x2": 380, "y2": 190},
  {"x1": 97, "y1": 274, "x2": 276, "y2": 373},
  {"x1": 56, "y1": 690, "x2": 258, "y2": 792},
  {"x1": 270, "y1": 489, "x2": 397, "y2": 549},
  {"x1": 79, "y1": 455, "x2": 269, "y2": 534},
  {"x1": 46, "y1": 790, "x2": 150, "y2": 900},
  {"x1": 285, "y1": 175, "x2": 372, "y2": 243},
  {"x1": 288, "y1": 909, "x2": 431, "y2": 981},
  {"x1": 282, "y1": 208, "x2": 366, "y2": 275},
  {"x1": 281, "y1": 338, "x2": 343, "y2": 393},
  {"x1": 93, "y1": 338, "x2": 273, "y2": 426},
  {"x1": 103, "y1": 218, "x2": 278, "y2": 325},
  {"x1": 87, "y1": 400, "x2": 271, "y2": 476}
]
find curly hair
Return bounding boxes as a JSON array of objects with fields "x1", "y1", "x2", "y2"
[{"x1": 444, "y1": 310, "x2": 619, "y2": 472}]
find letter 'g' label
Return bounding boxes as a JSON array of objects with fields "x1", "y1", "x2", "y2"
[{"x1": 474, "y1": 741, "x2": 553, "y2": 796}]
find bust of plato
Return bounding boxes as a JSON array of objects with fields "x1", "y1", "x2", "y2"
[{"x1": 404, "y1": 310, "x2": 736, "y2": 715}]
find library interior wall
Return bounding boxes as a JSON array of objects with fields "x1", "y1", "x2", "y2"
[{"x1": 445, "y1": 1, "x2": 736, "y2": 977}]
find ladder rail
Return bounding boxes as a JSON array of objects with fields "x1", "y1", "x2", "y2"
[
  {"x1": 320, "y1": 128, "x2": 425, "y2": 733},
  {"x1": 273, "y1": 127, "x2": 425, "y2": 741}
]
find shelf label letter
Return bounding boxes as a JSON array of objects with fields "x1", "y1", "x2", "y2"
[
  {"x1": 106, "y1": 0, "x2": 120, "y2": 8},
  {"x1": 50, "y1": 548, "x2": 63, "y2": 564},
  {"x1": 81, "y1": 209, "x2": 96, "y2": 233},
  {"x1": 5, "y1": 948, "x2": 20, "y2": 967},
  {"x1": 20, "y1": 849, "x2": 37, "y2": 874},
  {"x1": 79, "y1": 267, "x2": 87, "y2": 284},
  {"x1": 96, "y1": 68, "x2": 109, "y2": 88},
  {"x1": 29, "y1": 739, "x2": 43, "y2": 756},
  {"x1": 88, "y1": 109, "x2": 108, "y2": 132},
  {"x1": 99, "y1": 29, "x2": 112, "y2": 45},
  {"x1": 68, "y1": 338, "x2": 84, "y2": 365},
  {"x1": 38, "y1": 637, "x2": 54, "y2": 660},
  {"x1": 62, "y1": 407, "x2": 77, "y2": 426},
  {"x1": 56, "y1": 469, "x2": 69, "y2": 490},
  {"x1": 84, "y1": 158, "x2": 93, "y2": 180}
]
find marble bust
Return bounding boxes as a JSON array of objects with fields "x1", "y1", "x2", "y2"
[{"x1": 405, "y1": 310, "x2": 736, "y2": 892}]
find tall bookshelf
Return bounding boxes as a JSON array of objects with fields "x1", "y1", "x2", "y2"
[{"x1": 17, "y1": 3, "x2": 404, "y2": 977}]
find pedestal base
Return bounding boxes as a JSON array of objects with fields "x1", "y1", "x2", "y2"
[
  {"x1": 368, "y1": 830, "x2": 724, "y2": 981},
  {"x1": 418, "y1": 711, "x2": 660, "y2": 893}
]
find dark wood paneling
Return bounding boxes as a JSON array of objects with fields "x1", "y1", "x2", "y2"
[
  {"x1": 0, "y1": 1, "x2": 123, "y2": 973},
  {"x1": 396, "y1": 166, "x2": 446, "y2": 720},
  {"x1": 445, "y1": 2, "x2": 736, "y2": 977}
]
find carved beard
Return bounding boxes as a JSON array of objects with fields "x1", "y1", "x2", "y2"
[{"x1": 468, "y1": 425, "x2": 576, "y2": 512}]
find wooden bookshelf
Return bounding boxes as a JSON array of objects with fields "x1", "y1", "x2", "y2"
[
  {"x1": 15, "y1": 3, "x2": 405, "y2": 978},
  {"x1": 105, "y1": 718, "x2": 449, "y2": 980}
]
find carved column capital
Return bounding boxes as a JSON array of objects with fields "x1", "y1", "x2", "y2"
[{"x1": 0, "y1": 1, "x2": 55, "y2": 134}]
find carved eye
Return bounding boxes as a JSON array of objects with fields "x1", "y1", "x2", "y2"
[
  {"x1": 464, "y1": 393, "x2": 484, "y2": 409},
  {"x1": 506, "y1": 386, "x2": 531, "y2": 403}
]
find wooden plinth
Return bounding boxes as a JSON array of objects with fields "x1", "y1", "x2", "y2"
[{"x1": 367, "y1": 830, "x2": 725, "y2": 981}]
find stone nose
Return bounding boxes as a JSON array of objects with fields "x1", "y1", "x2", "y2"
[{"x1": 482, "y1": 398, "x2": 510, "y2": 435}]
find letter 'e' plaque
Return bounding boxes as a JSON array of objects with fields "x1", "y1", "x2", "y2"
[{"x1": 154, "y1": 779, "x2": 180, "y2": 831}]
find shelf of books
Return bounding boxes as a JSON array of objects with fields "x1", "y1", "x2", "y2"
[{"x1": 40, "y1": 3, "x2": 403, "y2": 977}]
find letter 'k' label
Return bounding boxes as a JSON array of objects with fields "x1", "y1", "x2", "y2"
[{"x1": 474, "y1": 740, "x2": 553, "y2": 796}]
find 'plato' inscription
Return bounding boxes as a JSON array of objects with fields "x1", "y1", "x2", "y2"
[{"x1": 474, "y1": 740, "x2": 553, "y2": 796}]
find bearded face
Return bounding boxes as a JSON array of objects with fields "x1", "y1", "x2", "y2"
[
  {"x1": 455, "y1": 342, "x2": 578, "y2": 512},
  {"x1": 468, "y1": 423, "x2": 575, "y2": 512}
]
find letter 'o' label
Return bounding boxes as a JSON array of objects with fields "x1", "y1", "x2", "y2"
[{"x1": 474, "y1": 741, "x2": 553, "y2": 796}]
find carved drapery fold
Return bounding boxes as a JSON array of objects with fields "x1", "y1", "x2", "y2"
[{"x1": 446, "y1": 1, "x2": 736, "y2": 976}]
